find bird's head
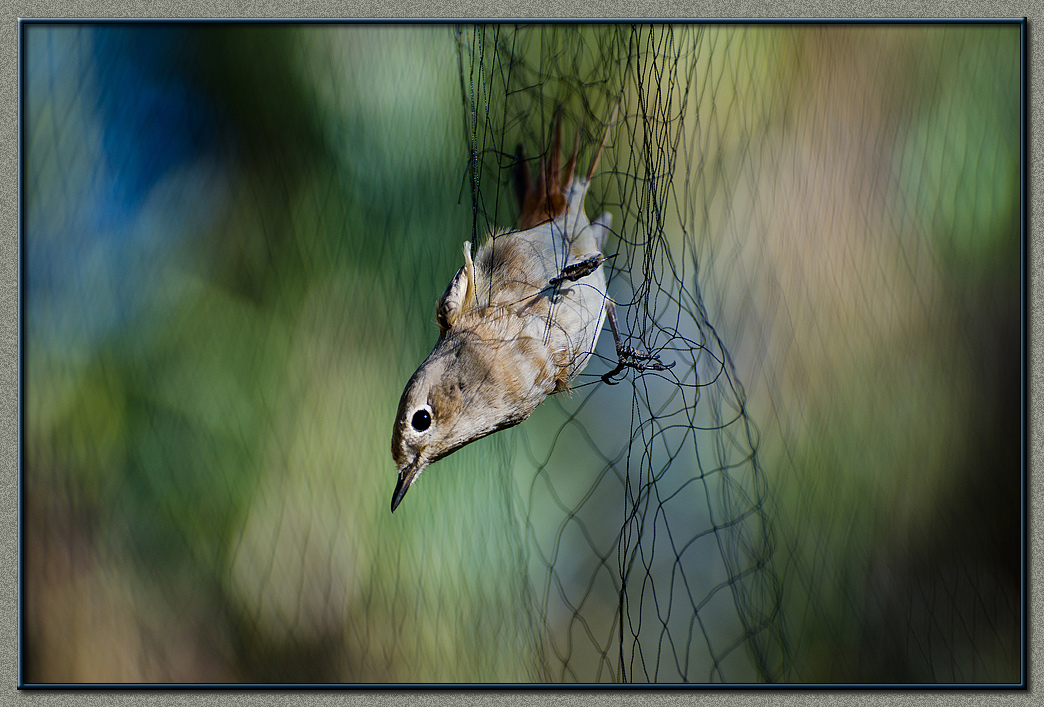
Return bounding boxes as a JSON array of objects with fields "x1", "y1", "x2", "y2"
[{"x1": 390, "y1": 329, "x2": 533, "y2": 512}]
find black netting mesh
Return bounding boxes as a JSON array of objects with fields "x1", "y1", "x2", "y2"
[{"x1": 22, "y1": 23, "x2": 1022, "y2": 684}]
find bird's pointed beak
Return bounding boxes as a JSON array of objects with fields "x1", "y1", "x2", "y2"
[{"x1": 390, "y1": 462, "x2": 424, "y2": 513}]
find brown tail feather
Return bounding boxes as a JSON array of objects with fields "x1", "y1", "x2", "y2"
[
  {"x1": 548, "y1": 107, "x2": 562, "y2": 191},
  {"x1": 562, "y1": 121, "x2": 581, "y2": 188},
  {"x1": 513, "y1": 143, "x2": 532, "y2": 210},
  {"x1": 517, "y1": 108, "x2": 582, "y2": 230}
]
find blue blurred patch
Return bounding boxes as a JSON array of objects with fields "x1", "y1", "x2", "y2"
[
  {"x1": 89, "y1": 25, "x2": 222, "y2": 231},
  {"x1": 25, "y1": 24, "x2": 231, "y2": 348}
]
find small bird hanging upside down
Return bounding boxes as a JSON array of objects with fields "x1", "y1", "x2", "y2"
[{"x1": 390, "y1": 108, "x2": 672, "y2": 512}]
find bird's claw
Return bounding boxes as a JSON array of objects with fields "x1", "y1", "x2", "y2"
[
  {"x1": 601, "y1": 343, "x2": 675, "y2": 384},
  {"x1": 549, "y1": 254, "x2": 611, "y2": 287}
]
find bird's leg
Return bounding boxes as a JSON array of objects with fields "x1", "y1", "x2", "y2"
[
  {"x1": 601, "y1": 301, "x2": 674, "y2": 384},
  {"x1": 548, "y1": 254, "x2": 610, "y2": 287}
]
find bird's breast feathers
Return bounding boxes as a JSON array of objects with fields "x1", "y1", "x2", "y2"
[{"x1": 447, "y1": 178, "x2": 609, "y2": 391}]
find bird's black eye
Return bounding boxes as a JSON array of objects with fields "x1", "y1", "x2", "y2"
[{"x1": 411, "y1": 409, "x2": 431, "y2": 432}]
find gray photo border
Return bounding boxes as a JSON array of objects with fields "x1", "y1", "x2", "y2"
[{"x1": 4, "y1": 4, "x2": 1037, "y2": 705}]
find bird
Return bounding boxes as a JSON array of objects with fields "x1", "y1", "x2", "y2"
[{"x1": 389, "y1": 107, "x2": 671, "y2": 512}]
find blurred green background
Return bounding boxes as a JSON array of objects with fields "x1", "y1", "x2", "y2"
[{"x1": 21, "y1": 23, "x2": 1021, "y2": 683}]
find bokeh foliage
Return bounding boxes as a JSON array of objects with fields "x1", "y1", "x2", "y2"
[{"x1": 22, "y1": 23, "x2": 1021, "y2": 684}]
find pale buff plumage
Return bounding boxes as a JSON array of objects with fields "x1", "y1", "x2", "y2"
[{"x1": 391, "y1": 108, "x2": 660, "y2": 512}]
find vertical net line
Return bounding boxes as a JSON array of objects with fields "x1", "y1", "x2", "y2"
[{"x1": 455, "y1": 25, "x2": 788, "y2": 683}]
